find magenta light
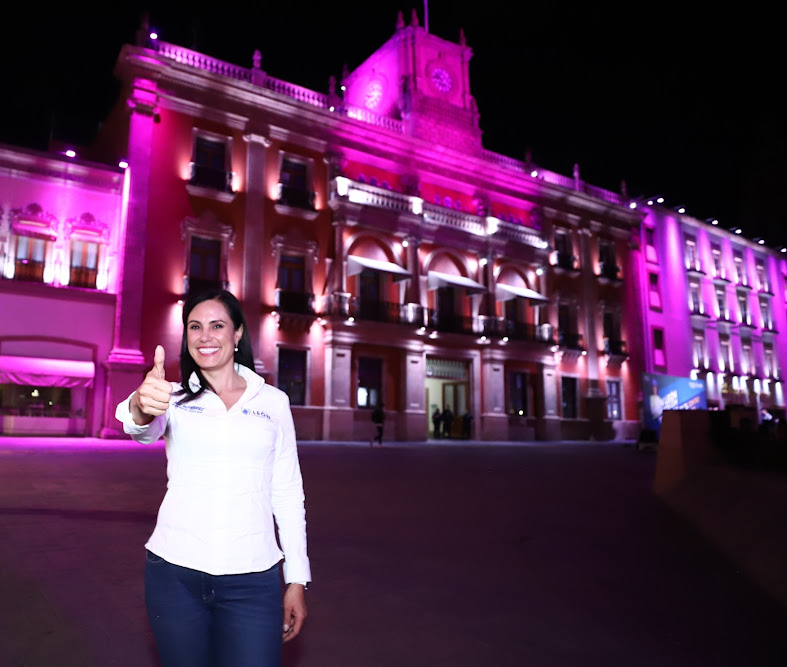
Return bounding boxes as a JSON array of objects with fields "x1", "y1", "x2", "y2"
[{"x1": 118, "y1": 160, "x2": 129, "y2": 169}]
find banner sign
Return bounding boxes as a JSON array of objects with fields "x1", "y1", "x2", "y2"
[{"x1": 642, "y1": 372, "x2": 707, "y2": 432}]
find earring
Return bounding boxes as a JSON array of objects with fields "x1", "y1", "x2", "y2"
[{"x1": 234, "y1": 344, "x2": 239, "y2": 352}]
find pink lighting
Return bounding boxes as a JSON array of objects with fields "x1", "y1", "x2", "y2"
[
  {"x1": 118, "y1": 160, "x2": 129, "y2": 169},
  {"x1": 65, "y1": 150, "x2": 76, "y2": 158},
  {"x1": 150, "y1": 32, "x2": 158, "y2": 40}
]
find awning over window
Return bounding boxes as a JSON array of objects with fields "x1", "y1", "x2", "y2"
[
  {"x1": 0, "y1": 356, "x2": 95, "y2": 388},
  {"x1": 495, "y1": 283, "x2": 550, "y2": 304},
  {"x1": 427, "y1": 270, "x2": 486, "y2": 294},
  {"x1": 347, "y1": 255, "x2": 412, "y2": 282}
]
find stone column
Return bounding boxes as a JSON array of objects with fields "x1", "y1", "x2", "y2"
[
  {"x1": 242, "y1": 131, "x2": 270, "y2": 373},
  {"x1": 404, "y1": 235, "x2": 421, "y2": 314},
  {"x1": 322, "y1": 331, "x2": 354, "y2": 439},
  {"x1": 535, "y1": 363, "x2": 561, "y2": 440},
  {"x1": 401, "y1": 344, "x2": 426, "y2": 440},
  {"x1": 480, "y1": 348, "x2": 507, "y2": 440},
  {"x1": 101, "y1": 78, "x2": 158, "y2": 437}
]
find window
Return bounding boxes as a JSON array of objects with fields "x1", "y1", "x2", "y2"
[
  {"x1": 648, "y1": 272, "x2": 662, "y2": 309},
  {"x1": 733, "y1": 252, "x2": 745, "y2": 285},
  {"x1": 278, "y1": 156, "x2": 315, "y2": 210},
  {"x1": 756, "y1": 263, "x2": 769, "y2": 292},
  {"x1": 685, "y1": 237, "x2": 699, "y2": 271},
  {"x1": 689, "y1": 281, "x2": 703, "y2": 313},
  {"x1": 742, "y1": 345, "x2": 754, "y2": 375},
  {"x1": 760, "y1": 299, "x2": 772, "y2": 330},
  {"x1": 357, "y1": 357, "x2": 382, "y2": 408},
  {"x1": 278, "y1": 255, "x2": 305, "y2": 292},
  {"x1": 738, "y1": 293, "x2": 750, "y2": 325},
  {"x1": 554, "y1": 231, "x2": 575, "y2": 269},
  {"x1": 653, "y1": 328, "x2": 666, "y2": 368},
  {"x1": 645, "y1": 227, "x2": 657, "y2": 263},
  {"x1": 561, "y1": 376, "x2": 578, "y2": 419},
  {"x1": 692, "y1": 335, "x2": 705, "y2": 368},
  {"x1": 599, "y1": 240, "x2": 618, "y2": 279},
  {"x1": 711, "y1": 245, "x2": 723, "y2": 278},
  {"x1": 0, "y1": 384, "x2": 72, "y2": 417},
  {"x1": 719, "y1": 338, "x2": 731, "y2": 373},
  {"x1": 716, "y1": 287, "x2": 728, "y2": 319},
  {"x1": 508, "y1": 371, "x2": 529, "y2": 416},
  {"x1": 181, "y1": 213, "x2": 235, "y2": 297},
  {"x1": 278, "y1": 348, "x2": 307, "y2": 406},
  {"x1": 191, "y1": 135, "x2": 232, "y2": 191},
  {"x1": 68, "y1": 239, "x2": 100, "y2": 288},
  {"x1": 13, "y1": 234, "x2": 48, "y2": 282},
  {"x1": 764, "y1": 347, "x2": 774, "y2": 378},
  {"x1": 188, "y1": 237, "x2": 222, "y2": 295},
  {"x1": 606, "y1": 379, "x2": 621, "y2": 420}
]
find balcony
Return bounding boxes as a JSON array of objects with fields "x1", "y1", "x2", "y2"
[
  {"x1": 190, "y1": 164, "x2": 233, "y2": 191},
  {"x1": 558, "y1": 331, "x2": 585, "y2": 361},
  {"x1": 685, "y1": 262, "x2": 705, "y2": 278},
  {"x1": 597, "y1": 261, "x2": 622, "y2": 283},
  {"x1": 275, "y1": 289, "x2": 317, "y2": 332},
  {"x1": 690, "y1": 305, "x2": 711, "y2": 328},
  {"x1": 427, "y1": 311, "x2": 479, "y2": 336},
  {"x1": 351, "y1": 299, "x2": 425, "y2": 328},
  {"x1": 13, "y1": 259, "x2": 45, "y2": 283},
  {"x1": 552, "y1": 252, "x2": 579, "y2": 273},
  {"x1": 68, "y1": 266, "x2": 98, "y2": 289},
  {"x1": 277, "y1": 184, "x2": 316, "y2": 211},
  {"x1": 500, "y1": 320, "x2": 555, "y2": 344},
  {"x1": 603, "y1": 338, "x2": 628, "y2": 356}
]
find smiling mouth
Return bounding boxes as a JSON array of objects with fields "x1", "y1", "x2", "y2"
[{"x1": 197, "y1": 347, "x2": 221, "y2": 355}]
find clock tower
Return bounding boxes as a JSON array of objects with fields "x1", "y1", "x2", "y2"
[{"x1": 341, "y1": 10, "x2": 482, "y2": 153}]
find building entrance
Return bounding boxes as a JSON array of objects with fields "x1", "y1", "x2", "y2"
[{"x1": 425, "y1": 357, "x2": 471, "y2": 439}]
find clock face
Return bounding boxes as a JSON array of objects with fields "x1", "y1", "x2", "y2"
[
  {"x1": 364, "y1": 81, "x2": 383, "y2": 110},
  {"x1": 431, "y1": 67, "x2": 453, "y2": 93}
]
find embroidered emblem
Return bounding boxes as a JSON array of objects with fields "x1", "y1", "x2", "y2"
[
  {"x1": 174, "y1": 403, "x2": 205, "y2": 413},
  {"x1": 242, "y1": 408, "x2": 272, "y2": 420}
]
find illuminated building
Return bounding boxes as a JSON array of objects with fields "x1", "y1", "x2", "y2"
[
  {"x1": 632, "y1": 203, "x2": 787, "y2": 415},
  {"x1": 0, "y1": 145, "x2": 129, "y2": 435},
  {"x1": 3, "y1": 13, "x2": 646, "y2": 440}
]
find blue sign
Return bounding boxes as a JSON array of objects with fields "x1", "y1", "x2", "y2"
[{"x1": 642, "y1": 372, "x2": 707, "y2": 432}]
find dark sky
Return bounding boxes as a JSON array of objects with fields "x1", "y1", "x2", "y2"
[{"x1": 2, "y1": 3, "x2": 785, "y2": 246}]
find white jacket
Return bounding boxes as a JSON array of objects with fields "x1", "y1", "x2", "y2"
[{"x1": 116, "y1": 364, "x2": 311, "y2": 583}]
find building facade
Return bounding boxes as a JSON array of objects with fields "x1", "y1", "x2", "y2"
[
  {"x1": 633, "y1": 203, "x2": 787, "y2": 417},
  {"x1": 0, "y1": 145, "x2": 128, "y2": 436},
  {"x1": 2, "y1": 14, "x2": 660, "y2": 440}
]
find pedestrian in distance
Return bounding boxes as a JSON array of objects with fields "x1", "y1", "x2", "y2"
[
  {"x1": 441, "y1": 405, "x2": 454, "y2": 439},
  {"x1": 115, "y1": 289, "x2": 310, "y2": 667},
  {"x1": 371, "y1": 402, "x2": 385, "y2": 446},
  {"x1": 432, "y1": 407, "x2": 442, "y2": 439}
]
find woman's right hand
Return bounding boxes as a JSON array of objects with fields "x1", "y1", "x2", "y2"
[{"x1": 130, "y1": 345, "x2": 173, "y2": 425}]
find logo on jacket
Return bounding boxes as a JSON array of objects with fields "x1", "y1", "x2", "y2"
[
  {"x1": 174, "y1": 403, "x2": 205, "y2": 413},
  {"x1": 242, "y1": 408, "x2": 272, "y2": 420}
]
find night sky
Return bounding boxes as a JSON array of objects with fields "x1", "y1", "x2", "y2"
[{"x1": 2, "y1": 4, "x2": 785, "y2": 246}]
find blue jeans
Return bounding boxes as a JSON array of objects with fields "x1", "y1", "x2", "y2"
[{"x1": 145, "y1": 550, "x2": 283, "y2": 667}]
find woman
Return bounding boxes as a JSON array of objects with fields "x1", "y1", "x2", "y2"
[{"x1": 115, "y1": 289, "x2": 310, "y2": 667}]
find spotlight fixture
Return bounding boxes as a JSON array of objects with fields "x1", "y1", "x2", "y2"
[
  {"x1": 65, "y1": 149, "x2": 76, "y2": 158},
  {"x1": 705, "y1": 218, "x2": 719, "y2": 226},
  {"x1": 646, "y1": 196, "x2": 664, "y2": 206},
  {"x1": 753, "y1": 237, "x2": 766, "y2": 245},
  {"x1": 118, "y1": 159, "x2": 129, "y2": 169},
  {"x1": 675, "y1": 205, "x2": 686, "y2": 214},
  {"x1": 149, "y1": 31, "x2": 158, "y2": 40}
]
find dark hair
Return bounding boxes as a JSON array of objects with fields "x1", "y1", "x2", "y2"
[{"x1": 176, "y1": 289, "x2": 254, "y2": 403}]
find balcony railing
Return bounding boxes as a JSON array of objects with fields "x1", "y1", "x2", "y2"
[
  {"x1": 351, "y1": 299, "x2": 425, "y2": 327},
  {"x1": 604, "y1": 338, "x2": 628, "y2": 356},
  {"x1": 554, "y1": 252, "x2": 579, "y2": 271},
  {"x1": 13, "y1": 259, "x2": 45, "y2": 282},
  {"x1": 598, "y1": 261, "x2": 621, "y2": 281},
  {"x1": 558, "y1": 331, "x2": 585, "y2": 350},
  {"x1": 276, "y1": 290, "x2": 315, "y2": 314},
  {"x1": 427, "y1": 311, "x2": 479, "y2": 336},
  {"x1": 190, "y1": 164, "x2": 233, "y2": 192},
  {"x1": 69, "y1": 267, "x2": 97, "y2": 289},
  {"x1": 278, "y1": 185, "x2": 316, "y2": 211}
]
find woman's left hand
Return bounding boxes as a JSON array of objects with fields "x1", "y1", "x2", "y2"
[{"x1": 282, "y1": 584, "x2": 307, "y2": 642}]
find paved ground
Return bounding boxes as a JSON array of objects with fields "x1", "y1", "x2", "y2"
[{"x1": 1, "y1": 436, "x2": 786, "y2": 666}]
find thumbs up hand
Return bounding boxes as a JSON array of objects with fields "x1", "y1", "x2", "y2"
[{"x1": 130, "y1": 345, "x2": 173, "y2": 425}]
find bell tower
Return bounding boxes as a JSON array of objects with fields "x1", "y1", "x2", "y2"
[{"x1": 341, "y1": 10, "x2": 482, "y2": 153}]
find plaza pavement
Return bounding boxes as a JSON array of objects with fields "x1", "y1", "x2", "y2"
[{"x1": 1, "y1": 435, "x2": 786, "y2": 666}]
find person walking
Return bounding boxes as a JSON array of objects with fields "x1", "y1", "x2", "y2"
[
  {"x1": 371, "y1": 402, "x2": 385, "y2": 446},
  {"x1": 441, "y1": 405, "x2": 454, "y2": 439},
  {"x1": 115, "y1": 289, "x2": 310, "y2": 667}
]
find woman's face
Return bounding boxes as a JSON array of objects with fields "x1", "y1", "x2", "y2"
[{"x1": 186, "y1": 298, "x2": 242, "y2": 373}]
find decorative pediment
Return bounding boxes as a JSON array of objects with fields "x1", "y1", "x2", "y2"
[
  {"x1": 65, "y1": 213, "x2": 110, "y2": 242},
  {"x1": 181, "y1": 211, "x2": 235, "y2": 248}
]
